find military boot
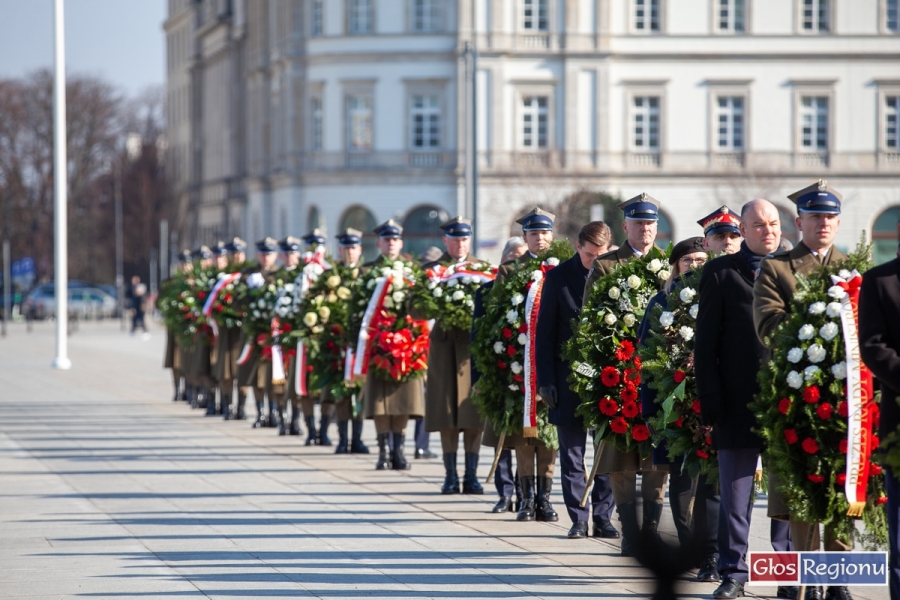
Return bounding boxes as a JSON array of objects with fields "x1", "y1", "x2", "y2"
[
  {"x1": 462, "y1": 452, "x2": 484, "y2": 494},
  {"x1": 516, "y1": 477, "x2": 536, "y2": 521},
  {"x1": 441, "y1": 453, "x2": 460, "y2": 494},
  {"x1": 350, "y1": 419, "x2": 370, "y2": 453},
  {"x1": 391, "y1": 433, "x2": 411, "y2": 470},
  {"x1": 221, "y1": 394, "x2": 233, "y2": 420},
  {"x1": 235, "y1": 393, "x2": 247, "y2": 420},
  {"x1": 318, "y1": 412, "x2": 332, "y2": 446},
  {"x1": 375, "y1": 434, "x2": 391, "y2": 470},
  {"x1": 289, "y1": 410, "x2": 302, "y2": 436},
  {"x1": 304, "y1": 416, "x2": 317, "y2": 446},
  {"x1": 535, "y1": 476, "x2": 559, "y2": 521},
  {"x1": 252, "y1": 400, "x2": 267, "y2": 428},
  {"x1": 267, "y1": 405, "x2": 279, "y2": 428},
  {"x1": 642, "y1": 501, "x2": 664, "y2": 545},
  {"x1": 618, "y1": 502, "x2": 640, "y2": 557},
  {"x1": 276, "y1": 406, "x2": 287, "y2": 436},
  {"x1": 205, "y1": 391, "x2": 217, "y2": 416},
  {"x1": 335, "y1": 420, "x2": 350, "y2": 454}
]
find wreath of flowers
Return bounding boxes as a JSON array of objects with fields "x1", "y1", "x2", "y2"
[
  {"x1": 207, "y1": 263, "x2": 250, "y2": 330},
  {"x1": 350, "y1": 257, "x2": 430, "y2": 382},
  {"x1": 471, "y1": 240, "x2": 574, "y2": 449},
  {"x1": 564, "y1": 247, "x2": 670, "y2": 455},
  {"x1": 414, "y1": 261, "x2": 497, "y2": 331},
  {"x1": 750, "y1": 242, "x2": 887, "y2": 547},
  {"x1": 638, "y1": 266, "x2": 717, "y2": 483},
  {"x1": 236, "y1": 270, "x2": 290, "y2": 363},
  {"x1": 158, "y1": 266, "x2": 217, "y2": 348}
]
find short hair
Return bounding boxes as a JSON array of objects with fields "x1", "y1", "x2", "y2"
[{"x1": 578, "y1": 221, "x2": 612, "y2": 249}]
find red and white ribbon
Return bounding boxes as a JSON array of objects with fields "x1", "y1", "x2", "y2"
[
  {"x1": 236, "y1": 342, "x2": 253, "y2": 366},
  {"x1": 832, "y1": 270, "x2": 875, "y2": 516},
  {"x1": 353, "y1": 275, "x2": 392, "y2": 377},
  {"x1": 201, "y1": 271, "x2": 242, "y2": 339},
  {"x1": 344, "y1": 347, "x2": 355, "y2": 382},
  {"x1": 426, "y1": 262, "x2": 496, "y2": 285},
  {"x1": 294, "y1": 340, "x2": 307, "y2": 396},
  {"x1": 270, "y1": 318, "x2": 286, "y2": 384},
  {"x1": 522, "y1": 275, "x2": 546, "y2": 437}
]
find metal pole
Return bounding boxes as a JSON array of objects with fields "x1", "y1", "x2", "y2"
[
  {"x1": 472, "y1": 43, "x2": 479, "y2": 254},
  {"x1": 159, "y1": 219, "x2": 169, "y2": 282},
  {"x1": 114, "y1": 163, "x2": 125, "y2": 330},
  {"x1": 2, "y1": 240, "x2": 9, "y2": 338},
  {"x1": 51, "y1": 0, "x2": 70, "y2": 370},
  {"x1": 463, "y1": 43, "x2": 474, "y2": 224},
  {"x1": 149, "y1": 248, "x2": 158, "y2": 297}
]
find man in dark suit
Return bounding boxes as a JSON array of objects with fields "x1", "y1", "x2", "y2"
[
  {"x1": 860, "y1": 259, "x2": 900, "y2": 600},
  {"x1": 537, "y1": 221, "x2": 619, "y2": 540}
]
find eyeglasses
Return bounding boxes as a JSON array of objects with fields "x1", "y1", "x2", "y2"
[{"x1": 678, "y1": 257, "x2": 707, "y2": 268}]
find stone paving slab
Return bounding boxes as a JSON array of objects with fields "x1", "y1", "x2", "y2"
[{"x1": 0, "y1": 321, "x2": 889, "y2": 599}]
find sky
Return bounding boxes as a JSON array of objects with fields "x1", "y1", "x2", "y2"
[{"x1": 0, "y1": 0, "x2": 166, "y2": 98}]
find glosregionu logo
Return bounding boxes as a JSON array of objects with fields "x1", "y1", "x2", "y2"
[{"x1": 748, "y1": 552, "x2": 888, "y2": 586}]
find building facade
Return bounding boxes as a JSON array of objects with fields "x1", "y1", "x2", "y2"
[{"x1": 165, "y1": 0, "x2": 900, "y2": 263}]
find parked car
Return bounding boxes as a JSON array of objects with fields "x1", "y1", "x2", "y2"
[{"x1": 23, "y1": 284, "x2": 117, "y2": 320}]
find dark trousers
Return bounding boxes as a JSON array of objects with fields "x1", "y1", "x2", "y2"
[
  {"x1": 414, "y1": 417, "x2": 430, "y2": 451},
  {"x1": 886, "y1": 467, "x2": 900, "y2": 600},
  {"x1": 131, "y1": 309, "x2": 146, "y2": 332},
  {"x1": 557, "y1": 425, "x2": 614, "y2": 524},
  {"x1": 669, "y1": 463, "x2": 719, "y2": 556},
  {"x1": 495, "y1": 449, "x2": 514, "y2": 498},
  {"x1": 771, "y1": 518, "x2": 791, "y2": 552}
]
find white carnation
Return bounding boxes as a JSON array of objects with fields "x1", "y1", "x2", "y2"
[
  {"x1": 380, "y1": 267, "x2": 392, "y2": 276},
  {"x1": 546, "y1": 257, "x2": 560, "y2": 266},
  {"x1": 622, "y1": 313, "x2": 636, "y2": 327},
  {"x1": 517, "y1": 333, "x2": 527, "y2": 345},
  {"x1": 839, "y1": 269, "x2": 852, "y2": 280},
  {"x1": 679, "y1": 326, "x2": 695, "y2": 341},
  {"x1": 679, "y1": 287, "x2": 697, "y2": 303},
  {"x1": 627, "y1": 275, "x2": 642, "y2": 289},
  {"x1": 494, "y1": 341, "x2": 505, "y2": 354},
  {"x1": 819, "y1": 322, "x2": 839, "y2": 341},
  {"x1": 804, "y1": 365, "x2": 821, "y2": 381},
  {"x1": 326, "y1": 275, "x2": 341, "y2": 289},
  {"x1": 531, "y1": 270, "x2": 544, "y2": 282},
  {"x1": 807, "y1": 343, "x2": 827, "y2": 363},
  {"x1": 786, "y1": 370, "x2": 804, "y2": 389},
  {"x1": 787, "y1": 347, "x2": 804, "y2": 363},
  {"x1": 506, "y1": 310, "x2": 519, "y2": 324},
  {"x1": 798, "y1": 324, "x2": 816, "y2": 341},
  {"x1": 452, "y1": 290, "x2": 465, "y2": 301},
  {"x1": 511, "y1": 293, "x2": 525, "y2": 306},
  {"x1": 647, "y1": 258, "x2": 662, "y2": 273},
  {"x1": 826, "y1": 302, "x2": 842, "y2": 319},
  {"x1": 392, "y1": 261, "x2": 405, "y2": 271},
  {"x1": 808, "y1": 301, "x2": 826, "y2": 315},
  {"x1": 257, "y1": 299, "x2": 266, "y2": 309},
  {"x1": 276, "y1": 306, "x2": 289, "y2": 318},
  {"x1": 608, "y1": 287, "x2": 621, "y2": 300},
  {"x1": 509, "y1": 384, "x2": 520, "y2": 391},
  {"x1": 659, "y1": 312, "x2": 675, "y2": 327},
  {"x1": 303, "y1": 313, "x2": 318, "y2": 327},
  {"x1": 392, "y1": 278, "x2": 405, "y2": 290},
  {"x1": 827, "y1": 285, "x2": 847, "y2": 300},
  {"x1": 428, "y1": 282, "x2": 437, "y2": 290},
  {"x1": 461, "y1": 276, "x2": 472, "y2": 285},
  {"x1": 367, "y1": 278, "x2": 376, "y2": 289},
  {"x1": 689, "y1": 304, "x2": 699, "y2": 320},
  {"x1": 246, "y1": 273, "x2": 264, "y2": 289},
  {"x1": 252, "y1": 310, "x2": 260, "y2": 319},
  {"x1": 392, "y1": 291, "x2": 405, "y2": 304},
  {"x1": 446, "y1": 278, "x2": 459, "y2": 288},
  {"x1": 831, "y1": 361, "x2": 847, "y2": 380},
  {"x1": 382, "y1": 297, "x2": 394, "y2": 309},
  {"x1": 510, "y1": 361, "x2": 523, "y2": 374},
  {"x1": 433, "y1": 287, "x2": 444, "y2": 298},
  {"x1": 603, "y1": 313, "x2": 617, "y2": 326},
  {"x1": 658, "y1": 270, "x2": 671, "y2": 281}
]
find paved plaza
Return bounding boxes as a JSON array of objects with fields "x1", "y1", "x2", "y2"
[{"x1": 0, "y1": 321, "x2": 889, "y2": 599}]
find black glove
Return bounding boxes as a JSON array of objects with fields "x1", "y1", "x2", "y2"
[{"x1": 539, "y1": 385, "x2": 558, "y2": 410}]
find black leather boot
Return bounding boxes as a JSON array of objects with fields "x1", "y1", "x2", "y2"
[
  {"x1": 304, "y1": 416, "x2": 317, "y2": 445},
  {"x1": 516, "y1": 477, "x2": 536, "y2": 521},
  {"x1": 221, "y1": 394, "x2": 233, "y2": 420},
  {"x1": 375, "y1": 434, "x2": 391, "y2": 470},
  {"x1": 205, "y1": 391, "x2": 218, "y2": 416},
  {"x1": 535, "y1": 476, "x2": 559, "y2": 521},
  {"x1": 392, "y1": 433, "x2": 411, "y2": 470},
  {"x1": 441, "y1": 453, "x2": 460, "y2": 494},
  {"x1": 276, "y1": 407, "x2": 287, "y2": 436},
  {"x1": 196, "y1": 388, "x2": 207, "y2": 409},
  {"x1": 267, "y1": 406, "x2": 279, "y2": 428},
  {"x1": 235, "y1": 393, "x2": 247, "y2": 420},
  {"x1": 350, "y1": 419, "x2": 370, "y2": 453},
  {"x1": 462, "y1": 452, "x2": 484, "y2": 494},
  {"x1": 289, "y1": 410, "x2": 301, "y2": 436},
  {"x1": 184, "y1": 384, "x2": 194, "y2": 404},
  {"x1": 514, "y1": 475, "x2": 523, "y2": 512},
  {"x1": 642, "y1": 501, "x2": 664, "y2": 544},
  {"x1": 252, "y1": 400, "x2": 267, "y2": 428},
  {"x1": 318, "y1": 413, "x2": 332, "y2": 446},
  {"x1": 335, "y1": 420, "x2": 349, "y2": 453},
  {"x1": 618, "y1": 502, "x2": 640, "y2": 557}
]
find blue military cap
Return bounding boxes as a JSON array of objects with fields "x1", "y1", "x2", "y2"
[
  {"x1": 302, "y1": 229, "x2": 326, "y2": 247},
  {"x1": 193, "y1": 245, "x2": 213, "y2": 260},
  {"x1": 256, "y1": 237, "x2": 279, "y2": 253},
  {"x1": 515, "y1": 207, "x2": 555, "y2": 232},
  {"x1": 336, "y1": 228, "x2": 362, "y2": 247},
  {"x1": 788, "y1": 179, "x2": 842, "y2": 215},
  {"x1": 279, "y1": 236, "x2": 302, "y2": 253},
  {"x1": 225, "y1": 237, "x2": 247, "y2": 254},
  {"x1": 211, "y1": 241, "x2": 228, "y2": 256},
  {"x1": 373, "y1": 219, "x2": 403, "y2": 239},
  {"x1": 698, "y1": 205, "x2": 741, "y2": 236},
  {"x1": 618, "y1": 193, "x2": 660, "y2": 221},
  {"x1": 178, "y1": 249, "x2": 193, "y2": 263},
  {"x1": 440, "y1": 216, "x2": 473, "y2": 238}
]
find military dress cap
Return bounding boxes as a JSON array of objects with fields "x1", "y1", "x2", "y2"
[
  {"x1": 373, "y1": 219, "x2": 403, "y2": 238},
  {"x1": 788, "y1": 179, "x2": 842, "y2": 215},
  {"x1": 256, "y1": 237, "x2": 279, "y2": 253},
  {"x1": 669, "y1": 236, "x2": 706, "y2": 266},
  {"x1": 618, "y1": 193, "x2": 660, "y2": 221},
  {"x1": 279, "y1": 236, "x2": 302, "y2": 253},
  {"x1": 193, "y1": 245, "x2": 213, "y2": 260},
  {"x1": 178, "y1": 249, "x2": 193, "y2": 263},
  {"x1": 439, "y1": 216, "x2": 473, "y2": 238},
  {"x1": 211, "y1": 241, "x2": 228, "y2": 256},
  {"x1": 225, "y1": 237, "x2": 247, "y2": 254},
  {"x1": 301, "y1": 229, "x2": 326, "y2": 247},
  {"x1": 336, "y1": 227, "x2": 363, "y2": 247},
  {"x1": 698, "y1": 205, "x2": 741, "y2": 236},
  {"x1": 515, "y1": 207, "x2": 555, "y2": 232}
]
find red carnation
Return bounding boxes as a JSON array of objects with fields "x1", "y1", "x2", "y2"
[
  {"x1": 778, "y1": 398, "x2": 792, "y2": 415},
  {"x1": 803, "y1": 385, "x2": 820, "y2": 404},
  {"x1": 610, "y1": 417, "x2": 628, "y2": 434},
  {"x1": 598, "y1": 398, "x2": 619, "y2": 416},
  {"x1": 705, "y1": 436, "x2": 713, "y2": 446},
  {"x1": 623, "y1": 368, "x2": 641, "y2": 385},
  {"x1": 873, "y1": 436, "x2": 881, "y2": 449},
  {"x1": 497, "y1": 360, "x2": 507, "y2": 369},
  {"x1": 871, "y1": 463, "x2": 883, "y2": 476},
  {"x1": 506, "y1": 345, "x2": 516, "y2": 356},
  {"x1": 633, "y1": 356, "x2": 642, "y2": 369},
  {"x1": 835, "y1": 473, "x2": 847, "y2": 485},
  {"x1": 673, "y1": 370, "x2": 686, "y2": 384},
  {"x1": 674, "y1": 416, "x2": 684, "y2": 428},
  {"x1": 620, "y1": 384, "x2": 638, "y2": 404},
  {"x1": 631, "y1": 423, "x2": 650, "y2": 442},
  {"x1": 621, "y1": 401, "x2": 640, "y2": 419},
  {"x1": 502, "y1": 328, "x2": 513, "y2": 339},
  {"x1": 518, "y1": 323, "x2": 528, "y2": 333},
  {"x1": 513, "y1": 374, "x2": 524, "y2": 383},
  {"x1": 696, "y1": 449, "x2": 710, "y2": 459},
  {"x1": 615, "y1": 340, "x2": 636, "y2": 361},
  {"x1": 692, "y1": 400, "x2": 702, "y2": 414},
  {"x1": 816, "y1": 403, "x2": 833, "y2": 420},
  {"x1": 807, "y1": 474, "x2": 825, "y2": 483},
  {"x1": 877, "y1": 496, "x2": 888, "y2": 505},
  {"x1": 783, "y1": 429, "x2": 799, "y2": 444},
  {"x1": 198, "y1": 291, "x2": 206, "y2": 299},
  {"x1": 839, "y1": 439, "x2": 848, "y2": 453},
  {"x1": 600, "y1": 367, "x2": 621, "y2": 387},
  {"x1": 802, "y1": 438, "x2": 819, "y2": 454}
]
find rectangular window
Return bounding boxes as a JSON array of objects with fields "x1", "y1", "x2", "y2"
[
  {"x1": 633, "y1": 96, "x2": 660, "y2": 150},
  {"x1": 802, "y1": 0, "x2": 830, "y2": 32},
  {"x1": 523, "y1": 0, "x2": 549, "y2": 31},
  {"x1": 347, "y1": 94, "x2": 373, "y2": 151},
  {"x1": 311, "y1": 0, "x2": 324, "y2": 36},
  {"x1": 886, "y1": 95, "x2": 900, "y2": 149},
  {"x1": 412, "y1": 0, "x2": 441, "y2": 32},
  {"x1": 716, "y1": 96, "x2": 745, "y2": 151},
  {"x1": 888, "y1": 0, "x2": 899, "y2": 32},
  {"x1": 348, "y1": 0, "x2": 373, "y2": 34},
  {"x1": 411, "y1": 95, "x2": 441, "y2": 149},
  {"x1": 522, "y1": 96, "x2": 548, "y2": 148},
  {"x1": 635, "y1": 0, "x2": 660, "y2": 31},
  {"x1": 311, "y1": 97, "x2": 323, "y2": 151},
  {"x1": 718, "y1": 0, "x2": 745, "y2": 32},
  {"x1": 800, "y1": 96, "x2": 829, "y2": 150}
]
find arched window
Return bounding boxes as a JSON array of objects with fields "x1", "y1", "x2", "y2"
[
  {"x1": 340, "y1": 205, "x2": 378, "y2": 262},
  {"x1": 776, "y1": 206, "x2": 800, "y2": 248},
  {"x1": 873, "y1": 206, "x2": 900, "y2": 265},
  {"x1": 308, "y1": 206, "x2": 322, "y2": 233},
  {"x1": 656, "y1": 209, "x2": 673, "y2": 244},
  {"x1": 402, "y1": 205, "x2": 449, "y2": 259}
]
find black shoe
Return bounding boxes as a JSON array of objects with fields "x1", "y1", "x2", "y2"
[
  {"x1": 267, "y1": 409, "x2": 279, "y2": 428},
  {"x1": 415, "y1": 448, "x2": 437, "y2": 459},
  {"x1": 235, "y1": 396, "x2": 247, "y2": 420},
  {"x1": 776, "y1": 586, "x2": 799, "y2": 599},
  {"x1": 350, "y1": 420, "x2": 370, "y2": 454},
  {"x1": 697, "y1": 554, "x2": 721, "y2": 582},
  {"x1": 441, "y1": 453, "x2": 460, "y2": 494},
  {"x1": 516, "y1": 476, "x2": 536, "y2": 521},
  {"x1": 391, "y1": 433, "x2": 411, "y2": 470},
  {"x1": 491, "y1": 496, "x2": 513, "y2": 513},
  {"x1": 375, "y1": 434, "x2": 391, "y2": 470},
  {"x1": 712, "y1": 577, "x2": 744, "y2": 599},
  {"x1": 318, "y1": 414, "x2": 332, "y2": 446},
  {"x1": 825, "y1": 587, "x2": 852, "y2": 600},
  {"x1": 462, "y1": 452, "x2": 484, "y2": 494},
  {"x1": 617, "y1": 502, "x2": 639, "y2": 557},
  {"x1": 221, "y1": 395, "x2": 233, "y2": 420},
  {"x1": 535, "y1": 476, "x2": 559, "y2": 522},
  {"x1": 289, "y1": 414, "x2": 302, "y2": 436},
  {"x1": 568, "y1": 521, "x2": 588, "y2": 538},
  {"x1": 592, "y1": 518, "x2": 620, "y2": 539},
  {"x1": 252, "y1": 401, "x2": 266, "y2": 428},
  {"x1": 276, "y1": 409, "x2": 287, "y2": 436},
  {"x1": 304, "y1": 416, "x2": 317, "y2": 446},
  {"x1": 335, "y1": 420, "x2": 349, "y2": 454}
]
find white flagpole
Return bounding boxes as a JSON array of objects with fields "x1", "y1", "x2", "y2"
[{"x1": 51, "y1": 0, "x2": 71, "y2": 370}]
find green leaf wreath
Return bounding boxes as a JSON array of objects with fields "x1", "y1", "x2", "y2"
[
  {"x1": 639, "y1": 265, "x2": 718, "y2": 485},
  {"x1": 236, "y1": 270, "x2": 288, "y2": 362},
  {"x1": 750, "y1": 241, "x2": 887, "y2": 548},
  {"x1": 471, "y1": 240, "x2": 574, "y2": 449},
  {"x1": 413, "y1": 261, "x2": 496, "y2": 331},
  {"x1": 158, "y1": 265, "x2": 218, "y2": 348},
  {"x1": 565, "y1": 247, "x2": 670, "y2": 455}
]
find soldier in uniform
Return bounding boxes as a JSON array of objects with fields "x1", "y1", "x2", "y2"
[
  {"x1": 187, "y1": 245, "x2": 217, "y2": 412},
  {"x1": 269, "y1": 235, "x2": 304, "y2": 435},
  {"x1": 420, "y1": 217, "x2": 486, "y2": 495},
  {"x1": 332, "y1": 228, "x2": 370, "y2": 454},
  {"x1": 701, "y1": 206, "x2": 743, "y2": 255},
  {"x1": 583, "y1": 195, "x2": 669, "y2": 556},
  {"x1": 218, "y1": 238, "x2": 248, "y2": 420},
  {"x1": 359, "y1": 220, "x2": 426, "y2": 470},
  {"x1": 753, "y1": 181, "x2": 851, "y2": 600},
  {"x1": 162, "y1": 250, "x2": 193, "y2": 402}
]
